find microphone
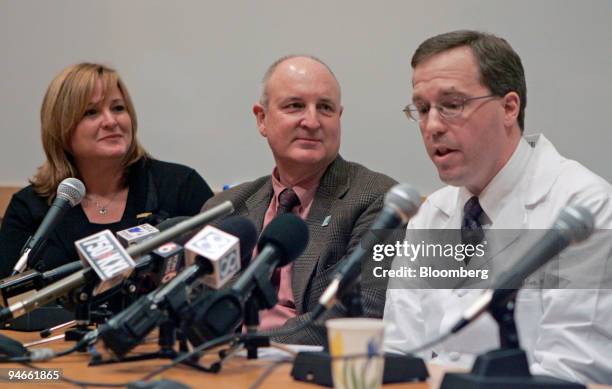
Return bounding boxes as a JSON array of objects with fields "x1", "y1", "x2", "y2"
[
  {"x1": 152, "y1": 242, "x2": 185, "y2": 286},
  {"x1": 97, "y1": 216, "x2": 258, "y2": 358},
  {"x1": 184, "y1": 224, "x2": 244, "y2": 289},
  {"x1": 314, "y1": 184, "x2": 421, "y2": 319},
  {"x1": 12, "y1": 178, "x2": 86, "y2": 275},
  {"x1": 124, "y1": 201, "x2": 234, "y2": 259},
  {"x1": 185, "y1": 213, "x2": 309, "y2": 346},
  {"x1": 127, "y1": 217, "x2": 190, "y2": 291},
  {"x1": 233, "y1": 213, "x2": 309, "y2": 296},
  {"x1": 75, "y1": 230, "x2": 136, "y2": 296},
  {"x1": 0, "y1": 217, "x2": 190, "y2": 304},
  {"x1": 0, "y1": 262, "x2": 84, "y2": 307},
  {"x1": 0, "y1": 201, "x2": 234, "y2": 325},
  {"x1": 0, "y1": 270, "x2": 43, "y2": 306},
  {"x1": 451, "y1": 205, "x2": 595, "y2": 334},
  {"x1": 116, "y1": 224, "x2": 160, "y2": 247}
]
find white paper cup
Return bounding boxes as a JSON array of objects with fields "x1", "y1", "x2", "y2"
[{"x1": 326, "y1": 318, "x2": 385, "y2": 389}]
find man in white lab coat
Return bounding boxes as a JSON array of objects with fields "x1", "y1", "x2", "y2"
[{"x1": 383, "y1": 30, "x2": 612, "y2": 384}]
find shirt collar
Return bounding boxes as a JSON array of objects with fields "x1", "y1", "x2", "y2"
[
  {"x1": 458, "y1": 137, "x2": 533, "y2": 224},
  {"x1": 271, "y1": 167, "x2": 320, "y2": 213}
]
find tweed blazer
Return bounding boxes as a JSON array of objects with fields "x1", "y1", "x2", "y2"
[{"x1": 200, "y1": 155, "x2": 400, "y2": 344}]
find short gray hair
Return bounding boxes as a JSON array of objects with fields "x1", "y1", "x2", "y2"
[{"x1": 259, "y1": 54, "x2": 340, "y2": 109}]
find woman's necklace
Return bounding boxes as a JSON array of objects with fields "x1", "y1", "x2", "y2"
[{"x1": 87, "y1": 191, "x2": 121, "y2": 215}]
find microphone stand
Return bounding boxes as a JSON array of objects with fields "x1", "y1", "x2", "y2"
[
  {"x1": 42, "y1": 282, "x2": 122, "y2": 348},
  {"x1": 243, "y1": 297, "x2": 270, "y2": 359},
  {"x1": 42, "y1": 258, "x2": 167, "y2": 343},
  {"x1": 216, "y1": 268, "x2": 278, "y2": 365},
  {"x1": 95, "y1": 268, "x2": 279, "y2": 372},
  {"x1": 242, "y1": 266, "x2": 280, "y2": 359},
  {"x1": 88, "y1": 287, "x2": 218, "y2": 372},
  {"x1": 63, "y1": 297, "x2": 94, "y2": 349},
  {"x1": 440, "y1": 290, "x2": 586, "y2": 389},
  {"x1": 90, "y1": 318, "x2": 214, "y2": 372}
]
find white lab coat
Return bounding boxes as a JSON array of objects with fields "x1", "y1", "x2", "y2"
[{"x1": 383, "y1": 134, "x2": 612, "y2": 384}]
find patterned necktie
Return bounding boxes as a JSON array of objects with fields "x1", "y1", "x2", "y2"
[
  {"x1": 461, "y1": 196, "x2": 485, "y2": 265},
  {"x1": 276, "y1": 188, "x2": 301, "y2": 216},
  {"x1": 271, "y1": 188, "x2": 301, "y2": 288}
]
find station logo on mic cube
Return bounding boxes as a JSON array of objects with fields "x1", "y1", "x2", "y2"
[
  {"x1": 185, "y1": 225, "x2": 241, "y2": 289},
  {"x1": 153, "y1": 242, "x2": 185, "y2": 285},
  {"x1": 116, "y1": 223, "x2": 160, "y2": 247},
  {"x1": 75, "y1": 230, "x2": 136, "y2": 295}
]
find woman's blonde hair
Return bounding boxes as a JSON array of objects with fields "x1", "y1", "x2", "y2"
[{"x1": 31, "y1": 63, "x2": 147, "y2": 201}]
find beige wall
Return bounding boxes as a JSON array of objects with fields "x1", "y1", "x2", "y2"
[
  {"x1": 0, "y1": 187, "x2": 21, "y2": 219},
  {"x1": 1, "y1": 1, "x2": 611, "y2": 195}
]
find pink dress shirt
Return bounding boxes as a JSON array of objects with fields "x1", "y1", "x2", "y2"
[{"x1": 257, "y1": 168, "x2": 320, "y2": 330}]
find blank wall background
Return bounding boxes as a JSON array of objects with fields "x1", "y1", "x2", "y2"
[{"x1": 1, "y1": 0, "x2": 611, "y2": 193}]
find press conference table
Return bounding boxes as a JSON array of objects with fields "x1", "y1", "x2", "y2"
[{"x1": 0, "y1": 330, "x2": 608, "y2": 389}]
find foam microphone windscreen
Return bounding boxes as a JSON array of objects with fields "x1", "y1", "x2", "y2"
[{"x1": 257, "y1": 213, "x2": 309, "y2": 266}]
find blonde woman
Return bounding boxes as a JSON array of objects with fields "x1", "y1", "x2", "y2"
[{"x1": 0, "y1": 63, "x2": 213, "y2": 277}]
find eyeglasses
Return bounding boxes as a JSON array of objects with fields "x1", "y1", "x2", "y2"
[{"x1": 403, "y1": 94, "x2": 498, "y2": 122}]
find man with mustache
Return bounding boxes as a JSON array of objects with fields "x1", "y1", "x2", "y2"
[
  {"x1": 202, "y1": 55, "x2": 398, "y2": 344},
  {"x1": 384, "y1": 30, "x2": 612, "y2": 384}
]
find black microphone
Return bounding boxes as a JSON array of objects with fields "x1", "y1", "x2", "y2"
[
  {"x1": 313, "y1": 183, "x2": 421, "y2": 319},
  {"x1": 0, "y1": 260, "x2": 89, "y2": 307},
  {"x1": 185, "y1": 213, "x2": 309, "y2": 346},
  {"x1": 151, "y1": 242, "x2": 185, "y2": 286},
  {"x1": 12, "y1": 178, "x2": 86, "y2": 275},
  {"x1": 233, "y1": 213, "x2": 308, "y2": 296},
  {"x1": 0, "y1": 201, "x2": 234, "y2": 325},
  {"x1": 0, "y1": 270, "x2": 43, "y2": 306},
  {"x1": 451, "y1": 205, "x2": 595, "y2": 334},
  {"x1": 96, "y1": 216, "x2": 258, "y2": 358}
]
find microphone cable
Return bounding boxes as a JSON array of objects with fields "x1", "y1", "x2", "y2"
[
  {"x1": 0, "y1": 334, "x2": 94, "y2": 363},
  {"x1": 137, "y1": 314, "x2": 316, "y2": 382}
]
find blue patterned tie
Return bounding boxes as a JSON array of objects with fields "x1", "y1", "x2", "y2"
[{"x1": 461, "y1": 196, "x2": 484, "y2": 264}]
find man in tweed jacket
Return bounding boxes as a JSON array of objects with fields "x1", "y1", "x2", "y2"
[{"x1": 201, "y1": 55, "x2": 398, "y2": 345}]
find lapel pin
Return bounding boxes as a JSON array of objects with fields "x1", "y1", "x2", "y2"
[{"x1": 322, "y1": 215, "x2": 331, "y2": 227}]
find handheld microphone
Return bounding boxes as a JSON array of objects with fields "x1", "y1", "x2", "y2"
[
  {"x1": 0, "y1": 201, "x2": 234, "y2": 325},
  {"x1": 314, "y1": 184, "x2": 421, "y2": 319},
  {"x1": 12, "y1": 178, "x2": 86, "y2": 275},
  {"x1": 97, "y1": 216, "x2": 257, "y2": 358},
  {"x1": 451, "y1": 205, "x2": 595, "y2": 334},
  {"x1": 185, "y1": 213, "x2": 309, "y2": 346}
]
